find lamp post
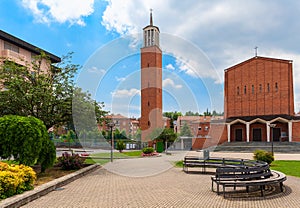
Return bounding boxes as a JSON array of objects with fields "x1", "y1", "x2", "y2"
[
  {"x1": 269, "y1": 123, "x2": 276, "y2": 156},
  {"x1": 108, "y1": 122, "x2": 115, "y2": 162}
]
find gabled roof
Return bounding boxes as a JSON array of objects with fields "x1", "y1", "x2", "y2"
[
  {"x1": 225, "y1": 56, "x2": 292, "y2": 72},
  {"x1": 0, "y1": 30, "x2": 61, "y2": 63}
]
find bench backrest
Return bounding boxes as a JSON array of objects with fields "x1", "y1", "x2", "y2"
[{"x1": 215, "y1": 164, "x2": 271, "y2": 180}]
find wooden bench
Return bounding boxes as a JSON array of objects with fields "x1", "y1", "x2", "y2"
[{"x1": 211, "y1": 165, "x2": 286, "y2": 197}]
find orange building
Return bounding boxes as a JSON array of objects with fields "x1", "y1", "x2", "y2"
[
  {"x1": 224, "y1": 56, "x2": 300, "y2": 142},
  {"x1": 140, "y1": 11, "x2": 163, "y2": 142}
]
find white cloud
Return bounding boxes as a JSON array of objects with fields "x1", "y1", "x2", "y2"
[
  {"x1": 21, "y1": 0, "x2": 94, "y2": 26},
  {"x1": 165, "y1": 64, "x2": 175, "y2": 70},
  {"x1": 101, "y1": 1, "x2": 300, "y2": 110},
  {"x1": 111, "y1": 88, "x2": 140, "y2": 98},
  {"x1": 87, "y1": 66, "x2": 105, "y2": 75},
  {"x1": 163, "y1": 78, "x2": 182, "y2": 89},
  {"x1": 115, "y1": 76, "x2": 126, "y2": 82}
]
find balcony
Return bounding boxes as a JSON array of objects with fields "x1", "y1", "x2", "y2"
[{"x1": 1, "y1": 49, "x2": 27, "y2": 66}]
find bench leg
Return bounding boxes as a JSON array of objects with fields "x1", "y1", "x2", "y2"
[
  {"x1": 223, "y1": 185, "x2": 226, "y2": 198},
  {"x1": 260, "y1": 186, "x2": 264, "y2": 197},
  {"x1": 217, "y1": 183, "x2": 220, "y2": 195},
  {"x1": 211, "y1": 180, "x2": 214, "y2": 192},
  {"x1": 280, "y1": 182, "x2": 284, "y2": 192},
  {"x1": 246, "y1": 186, "x2": 249, "y2": 193}
]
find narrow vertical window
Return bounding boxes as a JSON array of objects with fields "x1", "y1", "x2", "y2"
[
  {"x1": 267, "y1": 83, "x2": 270, "y2": 92},
  {"x1": 252, "y1": 85, "x2": 254, "y2": 94},
  {"x1": 259, "y1": 84, "x2": 262, "y2": 93},
  {"x1": 237, "y1": 86, "x2": 240, "y2": 95},
  {"x1": 275, "y1": 82, "x2": 278, "y2": 92},
  {"x1": 244, "y1": 86, "x2": 247, "y2": 94}
]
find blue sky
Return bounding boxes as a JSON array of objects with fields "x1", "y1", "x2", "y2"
[{"x1": 1, "y1": 0, "x2": 300, "y2": 118}]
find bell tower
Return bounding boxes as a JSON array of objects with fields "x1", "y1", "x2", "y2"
[{"x1": 140, "y1": 10, "x2": 163, "y2": 142}]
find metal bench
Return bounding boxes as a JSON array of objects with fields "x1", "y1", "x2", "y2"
[{"x1": 211, "y1": 165, "x2": 286, "y2": 197}]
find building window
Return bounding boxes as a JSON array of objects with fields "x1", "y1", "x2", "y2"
[
  {"x1": 267, "y1": 83, "x2": 270, "y2": 92},
  {"x1": 275, "y1": 82, "x2": 278, "y2": 92},
  {"x1": 147, "y1": 63, "x2": 150, "y2": 67},
  {"x1": 252, "y1": 85, "x2": 254, "y2": 94},
  {"x1": 237, "y1": 86, "x2": 240, "y2": 95},
  {"x1": 148, "y1": 101, "x2": 150, "y2": 106},
  {"x1": 4, "y1": 41, "x2": 19, "y2": 53},
  {"x1": 204, "y1": 126, "x2": 209, "y2": 131},
  {"x1": 244, "y1": 86, "x2": 247, "y2": 94},
  {"x1": 148, "y1": 121, "x2": 150, "y2": 126},
  {"x1": 259, "y1": 84, "x2": 262, "y2": 93}
]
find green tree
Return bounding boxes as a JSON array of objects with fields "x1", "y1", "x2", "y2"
[
  {"x1": 185, "y1": 111, "x2": 200, "y2": 116},
  {"x1": 180, "y1": 122, "x2": 193, "y2": 137},
  {"x1": 0, "y1": 115, "x2": 56, "y2": 172},
  {"x1": 116, "y1": 140, "x2": 126, "y2": 152},
  {"x1": 163, "y1": 111, "x2": 182, "y2": 128},
  {"x1": 0, "y1": 52, "x2": 76, "y2": 129},
  {"x1": 155, "y1": 128, "x2": 178, "y2": 149}
]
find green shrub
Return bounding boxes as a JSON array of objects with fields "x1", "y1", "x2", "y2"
[
  {"x1": 116, "y1": 140, "x2": 126, "y2": 152},
  {"x1": 253, "y1": 149, "x2": 274, "y2": 164},
  {"x1": 0, "y1": 162, "x2": 36, "y2": 199},
  {"x1": 57, "y1": 152, "x2": 86, "y2": 170},
  {"x1": 0, "y1": 115, "x2": 56, "y2": 172},
  {"x1": 142, "y1": 147, "x2": 155, "y2": 154}
]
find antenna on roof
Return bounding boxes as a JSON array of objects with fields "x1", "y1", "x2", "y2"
[{"x1": 254, "y1": 46, "x2": 258, "y2": 57}]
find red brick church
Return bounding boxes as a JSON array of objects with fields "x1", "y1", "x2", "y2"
[
  {"x1": 224, "y1": 56, "x2": 300, "y2": 143},
  {"x1": 193, "y1": 56, "x2": 300, "y2": 149}
]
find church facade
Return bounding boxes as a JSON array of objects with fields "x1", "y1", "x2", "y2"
[{"x1": 224, "y1": 56, "x2": 300, "y2": 143}]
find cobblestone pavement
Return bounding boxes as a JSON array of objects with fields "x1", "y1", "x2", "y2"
[{"x1": 21, "y1": 152, "x2": 300, "y2": 208}]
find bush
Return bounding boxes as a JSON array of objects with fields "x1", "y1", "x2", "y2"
[
  {"x1": 116, "y1": 140, "x2": 126, "y2": 152},
  {"x1": 253, "y1": 149, "x2": 274, "y2": 164},
  {"x1": 0, "y1": 162, "x2": 36, "y2": 199},
  {"x1": 142, "y1": 147, "x2": 155, "y2": 154},
  {"x1": 0, "y1": 115, "x2": 56, "y2": 172},
  {"x1": 57, "y1": 152, "x2": 86, "y2": 170}
]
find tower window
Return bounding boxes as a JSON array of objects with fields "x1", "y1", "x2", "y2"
[
  {"x1": 148, "y1": 121, "x2": 150, "y2": 126},
  {"x1": 148, "y1": 101, "x2": 150, "y2": 106},
  {"x1": 267, "y1": 83, "x2": 270, "y2": 92},
  {"x1": 244, "y1": 86, "x2": 247, "y2": 94},
  {"x1": 275, "y1": 82, "x2": 278, "y2": 92},
  {"x1": 252, "y1": 85, "x2": 254, "y2": 94},
  {"x1": 259, "y1": 84, "x2": 262, "y2": 93},
  {"x1": 237, "y1": 86, "x2": 240, "y2": 95}
]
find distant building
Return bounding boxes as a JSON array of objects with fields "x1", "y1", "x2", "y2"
[{"x1": 0, "y1": 30, "x2": 60, "y2": 70}]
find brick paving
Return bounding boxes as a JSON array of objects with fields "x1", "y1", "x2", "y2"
[{"x1": 21, "y1": 152, "x2": 300, "y2": 208}]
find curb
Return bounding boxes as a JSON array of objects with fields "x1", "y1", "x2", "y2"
[{"x1": 0, "y1": 164, "x2": 100, "y2": 208}]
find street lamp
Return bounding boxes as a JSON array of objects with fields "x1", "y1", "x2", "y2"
[
  {"x1": 269, "y1": 123, "x2": 276, "y2": 156},
  {"x1": 107, "y1": 122, "x2": 115, "y2": 162}
]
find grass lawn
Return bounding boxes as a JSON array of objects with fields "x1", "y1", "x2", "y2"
[
  {"x1": 84, "y1": 150, "x2": 142, "y2": 165},
  {"x1": 270, "y1": 160, "x2": 300, "y2": 178}
]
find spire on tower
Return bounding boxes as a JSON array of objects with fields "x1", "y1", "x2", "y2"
[{"x1": 150, "y1": 8, "x2": 153, "y2": 26}]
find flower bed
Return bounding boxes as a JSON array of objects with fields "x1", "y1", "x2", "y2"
[
  {"x1": 141, "y1": 152, "x2": 160, "y2": 157},
  {"x1": 0, "y1": 162, "x2": 36, "y2": 199}
]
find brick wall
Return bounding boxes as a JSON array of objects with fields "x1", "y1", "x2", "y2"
[
  {"x1": 225, "y1": 57, "x2": 294, "y2": 118},
  {"x1": 140, "y1": 46, "x2": 163, "y2": 141}
]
